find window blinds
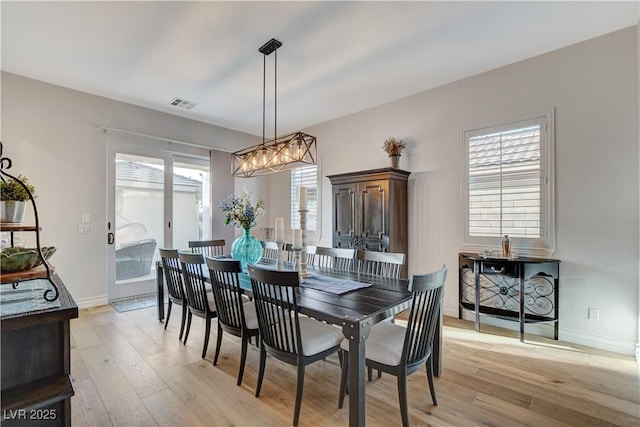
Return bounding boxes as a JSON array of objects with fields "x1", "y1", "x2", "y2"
[
  {"x1": 290, "y1": 165, "x2": 317, "y2": 230},
  {"x1": 468, "y1": 125, "x2": 543, "y2": 238}
]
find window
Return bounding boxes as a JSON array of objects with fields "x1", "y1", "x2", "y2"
[
  {"x1": 291, "y1": 165, "x2": 318, "y2": 233},
  {"x1": 462, "y1": 112, "x2": 555, "y2": 257}
]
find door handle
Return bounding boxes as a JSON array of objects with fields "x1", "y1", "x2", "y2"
[{"x1": 108, "y1": 232, "x2": 115, "y2": 245}]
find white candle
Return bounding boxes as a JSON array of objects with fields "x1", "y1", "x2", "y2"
[
  {"x1": 293, "y1": 229, "x2": 302, "y2": 249},
  {"x1": 299, "y1": 186, "x2": 308, "y2": 210},
  {"x1": 275, "y1": 217, "x2": 285, "y2": 242}
]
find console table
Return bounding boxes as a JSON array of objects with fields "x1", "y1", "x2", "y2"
[{"x1": 458, "y1": 253, "x2": 560, "y2": 342}]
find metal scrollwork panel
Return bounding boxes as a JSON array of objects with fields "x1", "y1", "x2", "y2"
[
  {"x1": 523, "y1": 274, "x2": 554, "y2": 316},
  {"x1": 461, "y1": 267, "x2": 555, "y2": 317}
]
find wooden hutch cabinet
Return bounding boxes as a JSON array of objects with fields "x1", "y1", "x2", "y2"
[{"x1": 327, "y1": 167, "x2": 410, "y2": 277}]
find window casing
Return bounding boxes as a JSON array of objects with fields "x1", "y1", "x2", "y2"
[
  {"x1": 291, "y1": 165, "x2": 319, "y2": 241},
  {"x1": 461, "y1": 112, "x2": 555, "y2": 257}
]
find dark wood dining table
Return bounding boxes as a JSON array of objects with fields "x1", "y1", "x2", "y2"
[{"x1": 155, "y1": 259, "x2": 443, "y2": 427}]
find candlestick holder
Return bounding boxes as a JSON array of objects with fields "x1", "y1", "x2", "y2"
[
  {"x1": 276, "y1": 240, "x2": 284, "y2": 270},
  {"x1": 298, "y1": 209, "x2": 311, "y2": 277}
]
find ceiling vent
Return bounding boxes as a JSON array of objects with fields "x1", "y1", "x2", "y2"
[{"x1": 169, "y1": 97, "x2": 197, "y2": 110}]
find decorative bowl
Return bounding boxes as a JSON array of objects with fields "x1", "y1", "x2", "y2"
[{"x1": 0, "y1": 247, "x2": 56, "y2": 273}]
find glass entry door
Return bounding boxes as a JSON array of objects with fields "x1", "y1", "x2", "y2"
[
  {"x1": 107, "y1": 146, "x2": 210, "y2": 301},
  {"x1": 172, "y1": 156, "x2": 211, "y2": 250}
]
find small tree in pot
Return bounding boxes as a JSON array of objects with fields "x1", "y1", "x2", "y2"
[{"x1": 1, "y1": 174, "x2": 36, "y2": 223}]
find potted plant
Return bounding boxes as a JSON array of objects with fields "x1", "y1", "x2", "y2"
[
  {"x1": 383, "y1": 137, "x2": 405, "y2": 168},
  {"x1": 1, "y1": 174, "x2": 36, "y2": 223}
]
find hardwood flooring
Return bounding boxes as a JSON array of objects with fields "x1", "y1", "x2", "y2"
[{"x1": 70, "y1": 304, "x2": 640, "y2": 426}]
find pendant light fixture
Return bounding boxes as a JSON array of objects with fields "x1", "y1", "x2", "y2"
[{"x1": 231, "y1": 38, "x2": 317, "y2": 178}]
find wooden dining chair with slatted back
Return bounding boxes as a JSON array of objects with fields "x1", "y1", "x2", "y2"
[
  {"x1": 188, "y1": 239, "x2": 226, "y2": 257},
  {"x1": 178, "y1": 251, "x2": 217, "y2": 359},
  {"x1": 205, "y1": 257, "x2": 260, "y2": 386},
  {"x1": 356, "y1": 249, "x2": 407, "y2": 380},
  {"x1": 159, "y1": 248, "x2": 188, "y2": 340},
  {"x1": 356, "y1": 250, "x2": 406, "y2": 278},
  {"x1": 259, "y1": 240, "x2": 279, "y2": 262},
  {"x1": 306, "y1": 246, "x2": 355, "y2": 271},
  {"x1": 284, "y1": 243, "x2": 295, "y2": 262},
  {"x1": 338, "y1": 265, "x2": 447, "y2": 427},
  {"x1": 248, "y1": 264, "x2": 344, "y2": 427}
]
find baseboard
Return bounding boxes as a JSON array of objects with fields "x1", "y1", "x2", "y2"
[
  {"x1": 560, "y1": 328, "x2": 636, "y2": 356},
  {"x1": 75, "y1": 294, "x2": 109, "y2": 309},
  {"x1": 443, "y1": 306, "x2": 636, "y2": 356}
]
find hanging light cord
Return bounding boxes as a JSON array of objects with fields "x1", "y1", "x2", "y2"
[
  {"x1": 262, "y1": 46, "x2": 278, "y2": 144},
  {"x1": 262, "y1": 53, "x2": 266, "y2": 145},
  {"x1": 274, "y1": 48, "x2": 277, "y2": 141}
]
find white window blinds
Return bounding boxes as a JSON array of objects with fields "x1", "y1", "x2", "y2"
[
  {"x1": 468, "y1": 124, "x2": 544, "y2": 238},
  {"x1": 290, "y1": 165, "x2": 317, "y2": 231}
]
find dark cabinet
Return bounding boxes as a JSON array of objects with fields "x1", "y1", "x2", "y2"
[
  {"x1": 327, "y1": 168, "x2": 410, "y2": 276},
  {"x1": 1, "y1": 274, "x2": 78, "y2": 426}
]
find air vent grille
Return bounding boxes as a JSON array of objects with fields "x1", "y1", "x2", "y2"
[{"x1": 169, "y1": 97, "x2": 197, "y2": 110}]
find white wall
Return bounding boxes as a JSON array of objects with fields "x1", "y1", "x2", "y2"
[
  {"x1": 1, "y1": 72, "x2": 258, "y2": 306},
  {"x1": 273, "y1": 28, "x2": 637, "y2": 354},
  {"x1": 637, "y1": 14, "x2": 640, "y2": 361}
]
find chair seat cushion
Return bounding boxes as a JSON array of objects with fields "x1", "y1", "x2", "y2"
[
  {"x1": 299, "y1": 317, "x2": 343, "y2": 356},
  {"x1": 340, "y1": 321, "x2": 406, "y2": 366},
  {"x1": 242, "y1": 301, "x2": 259, "y2": 330}
]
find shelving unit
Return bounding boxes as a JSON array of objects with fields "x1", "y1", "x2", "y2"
[
  {"x1": 0, "y1": 142, "x2": 58, "y2": 301},
  {"x1": 1, "y1": 142, "x2": 77, "y2": 426}
]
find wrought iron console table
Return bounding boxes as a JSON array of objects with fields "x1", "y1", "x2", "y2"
[{"x1": 458, "y1": 253, "x2": 560, "y2": 342}]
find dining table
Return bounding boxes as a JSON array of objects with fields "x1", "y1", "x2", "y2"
[{"x1": 155, "y1": 258, "x2": 443, "y2": 427}]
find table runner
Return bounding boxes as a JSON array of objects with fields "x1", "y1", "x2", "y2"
[{"x1": 301, "y1": 273, "x2": 372, "y2": 295}]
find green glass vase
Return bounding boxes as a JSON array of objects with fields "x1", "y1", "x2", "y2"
[{"x1": 231, "y1": 228, "x2": 262, "y2": 269}]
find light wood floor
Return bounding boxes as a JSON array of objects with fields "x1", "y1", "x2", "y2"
[{"x1": 71, "y1": 304, "x2": 640, "y2": 426}]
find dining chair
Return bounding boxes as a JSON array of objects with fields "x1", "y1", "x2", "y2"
[
  {"x1": 159, "y1": 248, "x2": 187, "y2": 340},
  {"x1": 306, "y1": 246, "x2": 355, "y2": 271},
  {"x1": 260, "y1": 240, "x2": 280, "y2": 262},
  {"x1": 356, "y1": 250, "x2": 406, "y2": 278},
  {"x1": 247, "y1": 264, "x2": 343, "y2": 427},
  {"x1": 260, "y1": 240, "x2": 295, "y2": 263},
  {"x1": 356, "y1": 249, "x2": 407, "y2": 380},
  {"x1": 284, "y1": 243, "x2": 295, "y2": 262},
  {"x1": 205, "y1": 257, "x2": 260, "y2": 386},
  {"x1": 338, "y1": 265, "x2": 447, "y2": 427},
  {"x1": 188, "y1": 239, "x2": 226, "y2": 257},
  {"x1": 178, "y1": 251, "x2": 217, "y2": 359}
]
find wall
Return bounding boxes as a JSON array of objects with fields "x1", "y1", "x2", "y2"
[
  {"x1": 637, "y1": 14, "x2": 640, "y2": 361},
  {"x1": 274, "y1": 28, "x2": 637, "y2": 354},
  {"x1": 1, "y1": 72, "x2": 258, "y2": 306}
]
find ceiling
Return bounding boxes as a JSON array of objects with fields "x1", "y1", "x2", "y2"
[{"x1": 2, "y1": 1, "x2": 637, "y2": 137}]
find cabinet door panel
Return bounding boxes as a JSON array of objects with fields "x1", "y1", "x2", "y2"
[
  {"x1": 360, "y1": 182, "x2": 387, "y2": 238},
  {"x1": 333, "y1": 186, "x2": 356, "y2": 247}
]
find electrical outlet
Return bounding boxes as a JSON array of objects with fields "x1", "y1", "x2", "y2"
[
  {"x1": 81, "y1": 213, "x2": 91, "y2": 223},
  {"x1": 78, "y1": 224, "x2": 91, "y2": 234},
  {"x1": 587, "y1": 307, "x2": 600, "y2": 321}
]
